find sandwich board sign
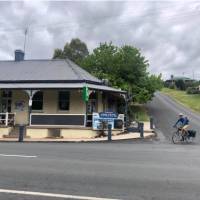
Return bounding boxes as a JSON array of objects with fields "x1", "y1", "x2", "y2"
[{"x1": 92, "y1": 112, "x2": 118, "y2": 130}]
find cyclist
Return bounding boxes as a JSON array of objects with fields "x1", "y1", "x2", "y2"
[{"x1": 173, "y1": 113, "x2": 190, "y2": 140}]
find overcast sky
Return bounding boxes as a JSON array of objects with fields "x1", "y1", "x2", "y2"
[{"x1": 0, "y1": 1, "x2": 200, "y2": 80}]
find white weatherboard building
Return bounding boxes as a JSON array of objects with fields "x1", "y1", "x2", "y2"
[{"x1": 0, "y1": 50, "x2": 126, "y2": 139}]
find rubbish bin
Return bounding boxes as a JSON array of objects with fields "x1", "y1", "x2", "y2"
[{"x1": 19, "y1": 125, "x2": 25, "y2": 142}]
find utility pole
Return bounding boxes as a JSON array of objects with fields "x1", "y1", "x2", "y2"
[{"x1": 23, "y1": 27, "x2": 28, "y2": 55}]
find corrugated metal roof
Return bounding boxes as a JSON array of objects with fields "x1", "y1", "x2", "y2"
[
  {"x1": 0, "y1": 58, "x2": 126, "y2": 93},
  {"x1": 0, "y1": 82, "x2": 126, "y2": 93},
  {"x1": 0, "y1": 59, "x2": 101, "y2": 83}
]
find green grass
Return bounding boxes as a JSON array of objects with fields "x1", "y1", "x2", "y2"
[
  {"x1": 162, "y1": 88, "x2": 200, "y2": 113},
  {"x1": 129, "y1": 104, "x2": 149, "y2": 122}
]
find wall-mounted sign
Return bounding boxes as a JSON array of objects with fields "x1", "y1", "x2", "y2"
[
  {"x1": 29, "y1": 99, "x2": 32, "y2": 106},
  {"x1": 15, "y1": 100, "x2": 25, "y2": 111},
  {"x1": 92, "y1": 112, "x2": 123, "y2": 130}
]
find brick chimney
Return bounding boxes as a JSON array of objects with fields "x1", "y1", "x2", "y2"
[{"x1": 15, "y1": 50, "x2": 24, "y2": 61}]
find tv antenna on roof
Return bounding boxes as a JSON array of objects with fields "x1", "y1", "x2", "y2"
[{"x1": 23, "y1": 27, "x2": 28, "y2": 55}]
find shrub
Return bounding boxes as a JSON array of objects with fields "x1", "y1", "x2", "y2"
[
  {"x1": 169, "y1": 84, "x2": 175, "y2": 89},
  {"x1": 186, "y1": 87, "x2": 200, "y2": 94}
]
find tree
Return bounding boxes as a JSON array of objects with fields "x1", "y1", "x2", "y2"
[
  {"x1": 81, "y1": 42, "x2": 163, "y2": 103},
  {"x1": 53, "y1": 49, "x2": 64, "y2": 59},
  {"x1": 81, "y1": 42, "x2": 118, "y2": 80},
  {"x1": 53, "y1": 38, "x2": 89, "y2": 64}
]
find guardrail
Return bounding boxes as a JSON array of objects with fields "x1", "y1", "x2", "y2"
[{"x1": 0, "y1": 112, "x2": 16, "y2": 126}]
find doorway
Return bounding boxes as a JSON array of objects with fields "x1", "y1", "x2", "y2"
[{"x1": 0, "y1": 90, "x2": 12, "y2": 113}]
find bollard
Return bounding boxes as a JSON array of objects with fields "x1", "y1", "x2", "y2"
[
  {"x1": 138, "y1": 122, "x2": 144, "y2": 138},
  {"x1": 150, "y1": 117, "x2": 154, "y2": 129},
  {"x1": 18, "y1": 125, "x2": 24, "y2": 142},
  {"x1": 108, "y1": 124, "x2": 112, "y2": 142}
]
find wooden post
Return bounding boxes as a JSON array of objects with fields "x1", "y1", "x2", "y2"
[
  {"x1": 85, "y1": 101, "x2": 88, "y2": 127},
  {"x1": 125, "y1": 94, "x2": 128, "y2": 128},
  {"x1": 120, "y1": 93, "x2": 128, "y2": 129},
  {"x1": 5, "y1": 112, "x2": 9, "y2": 126},
  {"x1": 24, "y1": 90, "x2": 39, "y2": 126},
  {"x1": 28, "y1": 90, "x2": 32, "y2": 126},
  {"x1": 102, "y1": 92, "x2": 106, "y2": 112}
]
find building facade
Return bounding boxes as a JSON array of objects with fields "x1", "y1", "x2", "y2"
[{"x1": 0, "y1": 50, "x2": 126, "y2": 139}]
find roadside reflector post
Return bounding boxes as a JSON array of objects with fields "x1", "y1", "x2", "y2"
[
  {"x1": 19, "y1": 125, "x2": 25, "y2": 142},
  {"x1": 108, "y1": 124, "x2": 112, "y2": 142},
  {"x1": 150, "y1": 117, "x2": 154, "y2": 129},
  {"x1": 138, "y1": 122, "x2": 144, "y2": 138}
]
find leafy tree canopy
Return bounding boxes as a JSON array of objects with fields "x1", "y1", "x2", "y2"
[
  {"x1": 53, "y1": 38, "x2": 89, "y2": 64},
  {"x1": 80, "y1": 42, "x2": 163, "y2": 103},
  {"x1": 53, "y1": 40, "x2": 163, "y2": 103}
]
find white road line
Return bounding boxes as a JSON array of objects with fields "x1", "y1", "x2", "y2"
[
  {"x1": 0, "y1": 154, "x2": 37, "y2": 158},
  {"x1": 0, "y1": 189, "x2": 121, "y2": 200}
]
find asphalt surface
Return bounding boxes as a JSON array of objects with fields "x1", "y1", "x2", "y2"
[
  {"x1": 1, "y1": 140, "x2": 200, "y2": 200},
  {"x1": 0, "y1": 92, "x2": 200, "y2": 200},
  {"x1": 147, "y1": 92, "x2": 200, "y2": 143}
]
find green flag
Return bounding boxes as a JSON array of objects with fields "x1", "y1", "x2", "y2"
[{"x1": 82, "y1": 85, "x2": 89, "y2": 102}]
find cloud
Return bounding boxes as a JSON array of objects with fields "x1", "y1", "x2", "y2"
[{"x1": 0, "y1": 1, "x2": 200, "y2": 80}]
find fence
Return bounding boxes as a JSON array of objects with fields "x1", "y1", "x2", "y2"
[{"x1": 0, "y1": 112, "x2": 16, "y2": 126}]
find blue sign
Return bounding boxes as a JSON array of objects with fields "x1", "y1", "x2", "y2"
[
  {"x1": 99, "y1": 112, "x2": 118, "y2": 119},
  {"x1": 93, "y1": 112, "x2": 118, "y2": 130}
]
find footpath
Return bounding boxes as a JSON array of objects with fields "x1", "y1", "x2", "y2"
[{"x1": 0, "y1": 122, "x2": 155, "y2": 143}]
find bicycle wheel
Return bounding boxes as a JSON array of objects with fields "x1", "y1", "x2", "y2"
[{"x1": 172, "y1": 131, "x2": 182, "y2": 144}]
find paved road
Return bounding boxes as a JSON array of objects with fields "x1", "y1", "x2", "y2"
[
  {"x1": 147, "y1": 92, "x2": 200, "y2": 143},
  {"x1": 1, "y1": 141, "x2": 200, "y2": 200}
]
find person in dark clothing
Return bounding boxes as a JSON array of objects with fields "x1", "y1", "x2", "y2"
[
  {"x1": 174, "y1": 113, "x2": 190, "y2": 139},
  {"x1": 174, "y1": 113, "x2": 185, "y2": 127}
]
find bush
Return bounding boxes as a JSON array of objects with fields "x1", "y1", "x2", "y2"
[
  {"x1": 186, "y1": 87, "x2": 200, "y2": 94},
  {"x1": 128, "y1": 104, "x2": 149, "y2": 122},
  {"x1": 169, "y1": 84, "x2": 175, "y2": 89}
]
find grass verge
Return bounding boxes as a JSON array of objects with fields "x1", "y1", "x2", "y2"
[
  {"x1": 162, "y1": 87, "x2": 200, "y2": 114},
  {"x1": 129, "y1": 104, "x2": 149, "y2": 122}
]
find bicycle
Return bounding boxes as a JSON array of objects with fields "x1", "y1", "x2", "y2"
[{"x1": 172, "y1": 126, "x2": 196, "y2": 144}]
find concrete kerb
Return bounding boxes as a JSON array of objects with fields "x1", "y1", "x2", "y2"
[
  {"x1": 0, "y1": 122, "x2": 156, "y2": 143},
  {"x1": 0, "y1": 132, "x2": 156, "y2": 143}
]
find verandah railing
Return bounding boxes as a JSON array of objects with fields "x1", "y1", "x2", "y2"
[{"x1": 0, "y1": 113, "x2": 16, "y2": 126}]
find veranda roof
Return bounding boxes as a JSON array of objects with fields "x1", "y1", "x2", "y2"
[{"x1": 0, "y1": 83, "x2": 124, "y2": 93}]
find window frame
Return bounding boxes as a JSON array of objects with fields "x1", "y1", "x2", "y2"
[
  {"x1": 32, "y1": 91, "x2": 44, "y2": 112},
  {"x1": 58, "y1": 91, "x2": 70, "y2": 111}
]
